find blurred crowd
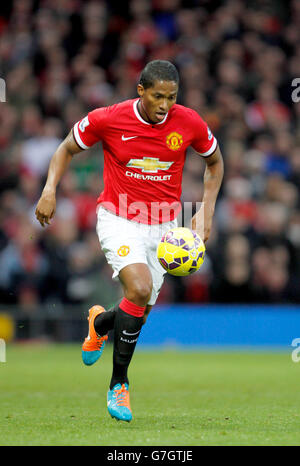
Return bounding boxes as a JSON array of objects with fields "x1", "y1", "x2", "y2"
[{"x1": 0, "y1": 0, "x2": 300, "y2": 313}]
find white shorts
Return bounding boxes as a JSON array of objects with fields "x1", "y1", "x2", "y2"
[{"x1": 96, "y1": 206, "x2": 178, "y2": 305}]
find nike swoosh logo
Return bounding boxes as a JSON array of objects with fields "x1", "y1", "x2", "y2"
[
  {"x1": 122, "y1": 135, "x2": 138, "y2": 141},
  {"x1": 122, "y1": 330, "x2": 141, "y2": 336}
]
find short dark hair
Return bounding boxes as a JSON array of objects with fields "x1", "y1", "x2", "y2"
[{"x1": 139, "y1": 60, "x2": 179, "y2": 89}]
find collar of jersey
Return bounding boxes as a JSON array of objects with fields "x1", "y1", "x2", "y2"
[{"x1": 133, "y1": 99, "x2": 168, "y2": 126}]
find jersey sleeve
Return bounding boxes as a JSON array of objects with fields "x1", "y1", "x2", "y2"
[
  {"x1": 189, "y1": 110, "x2": 218, "y2": 157},
  {"x1": 73, "y1": 107, "x2": 109, "y2": 150}
]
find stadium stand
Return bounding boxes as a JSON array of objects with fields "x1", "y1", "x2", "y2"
[{"x1": 0, "y1": 0, "x2": 299, "y2": 318}]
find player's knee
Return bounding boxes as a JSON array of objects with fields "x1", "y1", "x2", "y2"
[{"x1": 126, "y1": 280, "x2": 152, "y2": 306}]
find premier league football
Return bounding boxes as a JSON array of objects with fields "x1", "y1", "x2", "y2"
[{"x1": 157, "y1": 227, "x2": 205, "y2": 276}]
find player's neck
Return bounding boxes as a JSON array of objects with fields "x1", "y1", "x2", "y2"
[{"x1": 137, "y1": 99, "x2": 157, "y2": 125}]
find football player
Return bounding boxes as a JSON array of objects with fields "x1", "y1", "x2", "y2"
[{"x1": 35, "y1": 60, "x2": 224, "y2": 422}]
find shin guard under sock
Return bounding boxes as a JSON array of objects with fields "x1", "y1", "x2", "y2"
[{"x1": 110, "y1": 298, "x2": 145, "y2": 389}]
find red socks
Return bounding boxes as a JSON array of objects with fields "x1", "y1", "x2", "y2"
[{"x1": 119, "y1": 297, "x2": 145, "y2": 317}]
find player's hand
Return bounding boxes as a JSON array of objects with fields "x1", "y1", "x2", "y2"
[
  {"x1": 35, "y1": 192, "x2": 56, "y2": 227},
  {"x1": 191, "y1": 206, "x2": 213, "y2": 243}
]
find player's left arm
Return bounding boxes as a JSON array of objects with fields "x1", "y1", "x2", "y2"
[{"x1": 191, "y1": 145, "x2": 224, "y2": 243}]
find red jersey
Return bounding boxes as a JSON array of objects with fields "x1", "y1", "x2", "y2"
[{"x1": 73, "y1": 98, "x2": 217, "y2": 224}]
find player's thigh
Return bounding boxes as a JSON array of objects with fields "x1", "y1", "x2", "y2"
[
  {"x1": 96, "y1": 207, "x2": 149, "y2": 281},
  {"x1": 145, "y1": 219, "x2": 178, "y2": 305}
]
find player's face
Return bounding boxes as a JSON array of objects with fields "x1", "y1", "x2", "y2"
[{"x1": 137, "y1": 80, "x2": 178, "y2": 123}]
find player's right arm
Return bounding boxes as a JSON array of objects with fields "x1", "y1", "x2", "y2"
[
  {"x1": 35, "y1": 130, "x2": 83, "y2": 227},
  {"x1": 36, "y1": 108, "x2": 108, "y2": 227}
]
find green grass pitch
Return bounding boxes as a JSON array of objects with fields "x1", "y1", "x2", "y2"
[{"x1": 1, "y1": 344, "x2": 300, "y2": 446}]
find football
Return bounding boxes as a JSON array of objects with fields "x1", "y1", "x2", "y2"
[{"x1": 157, "y1": 227, "x2": 205, "y2": 276}]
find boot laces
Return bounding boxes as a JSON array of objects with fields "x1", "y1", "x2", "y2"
[
  {"x1": 114, "y1": 384, "x2": 130, "y2": 407},
  {"x1": 96, "y1": 333, "x2": 107, "y2": 349}
]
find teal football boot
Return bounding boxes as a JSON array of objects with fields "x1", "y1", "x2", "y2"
[{"x1": 107, "y1": 383, "x2": 132, "y2": 422}]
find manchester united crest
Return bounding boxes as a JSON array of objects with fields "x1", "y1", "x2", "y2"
[
  {"x1": 166, "y1": 132, "x2": 183, "y2": 151},
  {"x1": 117, "y1": 245, "x2": 130, "y2": 257}
]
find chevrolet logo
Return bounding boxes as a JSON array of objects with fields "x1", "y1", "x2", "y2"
[{"x1": 126, "y1": 157, "x2": 174, "y2": 173}]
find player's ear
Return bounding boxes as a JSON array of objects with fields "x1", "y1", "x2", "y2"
[{"x1": 137, "y1": 84, "x2": 144, "y2": 98}]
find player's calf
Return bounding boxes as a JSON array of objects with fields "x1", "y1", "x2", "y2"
[{"x1": 110, "y1": 297, "x2": 145, "y2": 389}]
